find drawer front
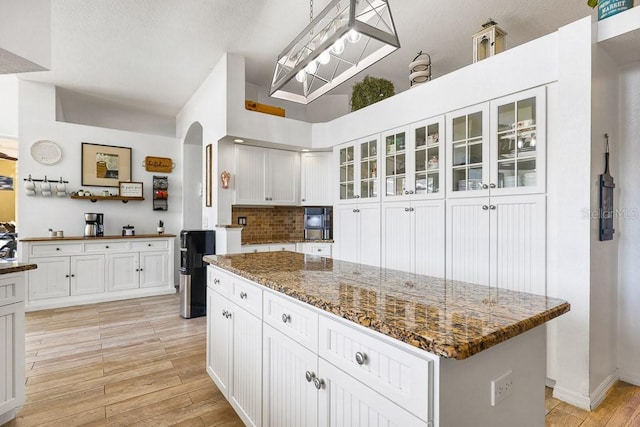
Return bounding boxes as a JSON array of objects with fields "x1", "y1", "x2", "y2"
[
  {"x1": 130, "y1": 239, "x2": 169, "y2": 250},
  {"x1": 306, "y1": 244, "x2": 332, "y2": 256},
  {"x1": 241, "y1": 244, "x2": 270, "y2": 254},
  {"x1": 207, "y1": 266, "x2": 231, "y2": 298},
  {"x1": 268, "y1": 243, "x2": 297, "y2": 252},
  {"x1": 31, "y1": 243, "x2": 82, "y2": 256},
  {"x1": 318, "y1": 315, "x2": 432, "y2": 422},
  {"x1": 0, "y1": 273, "x2": 25, "y2": 307},
  {"x1": 263, "y1": 291, "x2": 318, "y2": 353},
  {"x1": 85, "y1": 241, "x2": 129, "y2": 252},
  {"x1": 229, "y1": 275, "x2": 263, "y2": 318}
]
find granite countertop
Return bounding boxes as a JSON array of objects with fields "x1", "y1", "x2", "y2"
[
  {"x1": 242, "y1": 239, "x2": 334, "y2": 245},
  {"x1": 204, "y1": 252, "x2": 570, "y2": 360},
  {"x1": 0, "y1": 262, "x2": 37, "y2": 275},
  {"x1": 20, "y1": 234, "x2": 176, "y2": 242}
]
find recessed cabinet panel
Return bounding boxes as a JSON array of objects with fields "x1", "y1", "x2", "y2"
[
  {"x1": 301, "y1": 152, "x2": 332, "y2": 205},
  {"x1": 70, "y1": 254, "x2": 105, "y2": 295},
  {"x1": 27, "y1": 257, "x2": 70, "y2": 300},
  {"x1": 107, "y1": 253, "x2": 139, "y2": 291}
]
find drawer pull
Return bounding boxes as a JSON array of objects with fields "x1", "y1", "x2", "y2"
[
  {"x1": 313, "y1": 377, "x2": 325, "y2": 390},
  {"x1": 355, "y1": 352, "x2": 368, "y2": 365},
  {"x1": 65, "y1": 274, "x2": 69, "y2": 278},
  {"x1": 56, "y1": 248, "x2": 60, "y2": 251},
  {"x1": 239, "y1": 291, "x2": 247, "y2": 299},
  {"x1": 213, "y1": 278, "x2": 220, "y2": 284},
  {"x1": 317, "y1": 248, "x2": 322, "y2": 252},
  {"x1": 148, "y1": 244, "x2": 152, "y2": 247},
  {"x1": 105, "y1": 245, "x2": 109, "y2": 248},
  {"x1": 305, "y1": 371, "x2": 316, "y2": 382},
  {"x1": 281, "y1": 313, "x2": 291, "y2": 323}
]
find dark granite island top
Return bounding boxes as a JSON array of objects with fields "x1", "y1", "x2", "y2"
[
  {"x1": 204, "y1": 251, "x2": 570, "y2": 360},
  {"x1": 0, "y1": 262, "x2": 37, "y2": 275}
]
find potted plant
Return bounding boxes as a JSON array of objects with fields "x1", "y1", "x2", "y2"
[
  {"x1": 589, "y1": 0, "x2": 634, "y2": 20},
  {"x1": 350, "y1": 76, "x2": 395, "y2": 112},
  {"x1": 157, "y1": 220, "x2": 164, "y2": 234}
]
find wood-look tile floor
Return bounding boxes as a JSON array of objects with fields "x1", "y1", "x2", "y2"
[{"x1": 1, "y1": 293, "x2": 638, "y2": 426}]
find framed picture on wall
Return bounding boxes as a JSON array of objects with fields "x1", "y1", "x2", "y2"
[{"x1": 82, "y1": 143, "x2": 132, "y2": 187}]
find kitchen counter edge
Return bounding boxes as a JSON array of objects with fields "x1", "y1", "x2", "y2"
[
  {"x1": 0, "y1": 263, "x2": 38, "y2": 275},
  {"x1": 20, "y1": 234, "x2": 176, "y2": 242}
]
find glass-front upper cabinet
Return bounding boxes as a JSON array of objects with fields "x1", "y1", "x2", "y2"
[
  {"x1": 446, "y1": 103, "x2": 490, "y2": 198},
  {"x1": 336, "y1": 135, "x2": 380, "y2": 203},
  {"x1": 490, "y1": 86, "x2": 546, "y2": 195},
  {"x1": 382, "y1": 116, "x2": 444, "y2": 201}
]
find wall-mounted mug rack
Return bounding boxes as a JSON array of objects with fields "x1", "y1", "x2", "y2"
[{"x1": 23, "y1": 175, "x2": 69, "y2": 197}]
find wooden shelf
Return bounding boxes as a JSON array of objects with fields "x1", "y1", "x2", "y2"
[{"x1": 70, "y1": 195, "x2": 145, "y2": 203}]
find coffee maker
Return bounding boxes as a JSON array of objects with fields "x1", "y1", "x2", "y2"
[{"x1": 84, "y1": 213, "x2": 104, "y2": 237}]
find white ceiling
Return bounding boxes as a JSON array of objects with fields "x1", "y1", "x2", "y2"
[{"x1": 18, "y1": 0, "x2": 592, "y2": 117}]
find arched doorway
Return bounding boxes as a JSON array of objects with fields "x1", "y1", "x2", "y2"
[{"x1": 182, "y1": 122, "x2": 203, "y2": 230}]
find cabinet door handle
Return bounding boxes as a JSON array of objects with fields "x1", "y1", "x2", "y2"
[
  {"x1": 135, "y1": 268, "x2": 140, "y2": 272},
  {"x1": 482, "y1": 183, "x2": 489, "y2": 189},
  {"x1": 253, "y1": 249, "x2": 258, "y2": 253},
  {"x1": 239, "y1": 291, "x2": 247, "y2": 299},
  {"x1": 355, "y1": 352, "x2": 368, "y2": 365},
  {"x1": 489, "y1": 183, "x2": 496, "y2": 189},
  {"x1": 139, "y1": 268, "x2": 143, "y2": 271},
  {"x1": 301, "y1": 198, "x2": 306, "y2": 202},
  {"x1": 482, "y1": 205, "x2": 489, "y2": 210},
  {"x1": 490, "y1": 205, "x2": 496, "y2": 210},
  {"x1": 409, "y1": 207, "x2": 415, "y2": 212},
  {"x1": 404, "y1": 207, "x2": 409, "y2": 212},
  {"x1": 305, "y1": 371, "x2": 316, "y2": 382},
  {"x1": 65, "y1": 274, "x2": 69, "y2": 278},
  {"x1": 313, "y1": 377, "x2": 325, "y2": 390},
  {"x1": 404, "y1": 190, "x2": 409, "y2": 195},
  {"x1": 214, "y1": 278, "x2": 220, "y2": 284},
  {"x1": 355, "y1": 209, "x2": 360, "y2": 213},
  {"x1": 282, "y1": 313, "x2": 291, "y2": 323},
  {"x1": 409, "y1": 190, "x2": 415, "y2": 194},
  {"x1": 148, "y1": 244, "x2": 152, "y2": 247},
  {"x1": 56, "y1": 248, "x2": 60, "y2": 251},
  {"x1": 71, "y1": 274, "x2": 75, "y2": 278},
  {"x1": 317, "y1": 248, "x2": 322, "y2": 252},
  {"x1": 222, "y1": 310, "x2": 227, "y2": 317},
  {"x1": 226, "y1": 312, "x2": 232, "y2": 319},
  {"x1": 105, "y1": 245, "x2": 109, "y2": 248}
]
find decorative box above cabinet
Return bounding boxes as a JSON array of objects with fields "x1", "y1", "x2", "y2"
[
  {"x1": 234, "y1": 145, "x2": 300, "y2": 205},
  {"x1": 335, "y1": 135, "x2": 380, "y2": 204}
]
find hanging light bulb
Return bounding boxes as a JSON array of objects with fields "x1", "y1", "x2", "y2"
[
  {"x1": 318, "y1": 49, "x2": 331, "y2": 65},
  {"x1": 331, "y1": 37, "x2": 345, "y2": 54},
  {"x1": 305, "y1": 59, "x2": 318, "y2": 74},
  {"x1": 347, "y1": 29, "x2": 361, "y2": 43},
  {"x1": 295, "y1": 69, "x2": 307, "y2": 83}
]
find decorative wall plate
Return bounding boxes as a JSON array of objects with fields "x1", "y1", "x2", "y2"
[{"x1": 30, "y1": 140, "x2": 63, "y2": 165}]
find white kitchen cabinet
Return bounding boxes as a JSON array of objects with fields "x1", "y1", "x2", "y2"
[
  {"x1": 317, "y1": 358, "x2": 428, "y2": 427},
  {"x1": 20, "y1": 236, "x2": 175, "y2": 310},
  {"x1": 300, "y1": 152, "x2": 333, "y2": 206},
  {"x1": 235, "y1": 145, "x2": 300, "y2": 205},
  {"x1": 382, "y1": 199, "x2": 445, "y2": 277},
  {"x1": 263, "y1": 324, "x2": 318, "y2": 427},
  {"x1": 207, "y1": 275, "x2": 263, "y2": 427},
  {"x1": 335, "y1": 135, "x2": 380, "y2": 204},
  {"x1": 296, "y1": 242, "x2": 332, "y2": 257},
  {"x1": 242, "y1": 243, "x2": 297, "y2": 254},
  {"x1": 0, "y1": 273, "x2": 25, "y2": 425},
  {"x1": 334, "y1": 203, "x2": 380, "y2": 267},
  {"x1": 446, "y1": 88, "x2": 546, "y2": 199},
  {"x1": 446, "y1": 195, "x2": 546, "y2": 294},
  {"x1": 382, "y1": 116, "x2": 444, "y2": 202},
  {"x1": 28, "y1": 254, "x2": 105, "y2": 300}
]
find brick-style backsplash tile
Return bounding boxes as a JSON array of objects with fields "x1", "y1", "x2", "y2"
[{"x1": 232, "y1": 206, "x2": 305, "y2": 243}]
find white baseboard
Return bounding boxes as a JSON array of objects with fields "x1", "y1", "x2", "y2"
[
  {"x1": 545, "y1": 378, "x2": 556, "y2": 388},
  {"x1": 552, "y1": 372, "x2": 619, "y2": 411},
  {"x1": 619, "y1": 370, "x2": 640, "y2": 386},
  {"x1": 589, "y1": 372, "x2": 619, "y2": 410}
]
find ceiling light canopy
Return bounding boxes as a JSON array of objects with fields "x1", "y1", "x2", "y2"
[{"x1": 270, "y1": 0, "x2": 400, "y2": 105}]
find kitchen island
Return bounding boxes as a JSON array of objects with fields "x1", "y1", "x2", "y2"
[
  {"x1": 0, "y1": 262, "x2": 36, "y2": 425},
  {"x1": 204, "y1": 251, "x2": 569, "y2": 427}
]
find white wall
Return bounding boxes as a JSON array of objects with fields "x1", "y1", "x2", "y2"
[
  {"x1": 182, "y1": 122, "x2": 203, "y2": 230},
  {"x1": 0, "y1": 75, "x2": 19, "y2": 138},
  {"x1": 18, "y1": 81, "x2": 182, "y2": 245},
  {"x1": 617, "y1": 62, "x2": 640, "y2": 385},
  {"x1": 588, "y1": 42, "x2": 619, "y2": 399}
]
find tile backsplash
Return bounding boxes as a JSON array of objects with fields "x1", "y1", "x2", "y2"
[{"x1": 232, "y1": 206, "x2": 305, "y2": 243}]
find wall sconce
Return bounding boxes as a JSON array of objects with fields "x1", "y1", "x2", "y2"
[
  {"x1": 220, "y1": 171, "x2": 231, "y2": 189},
  {"x1": 409, "y1": 51, "x2": 431, "y2": 87},
  {"x1": 472, "y1": 19, "x2": 507, "y2": 63}
]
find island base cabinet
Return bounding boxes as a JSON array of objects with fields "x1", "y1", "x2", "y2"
[
  {"x1": 206, "y1": 287, "x2": 262, "y2": 427},
  {"x1": 263, "y1": 324, "x2": 318, "y2": 427},
  {"x1": 318, "y1": 358, "x2": 428, "y2": 427},
  {"x1": 0, "y1": 302, "x2": 25, "y2": 422}
]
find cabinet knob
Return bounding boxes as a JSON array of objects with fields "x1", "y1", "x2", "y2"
[
  {"x1": 253, "y1": 249, "x2": 258, "y2": 253},
  {"x1": 404, "y1": 190, "x2": 409, "y2": 195},
  {"x1": 313, "y1": 377, "x2": 325, "y2": 390},
  {"x1": 139, "y1": 268, "x2": 143, "y2": 271},
  {"x1": 317, "y1": 248, "x2": 322, "y2": 252},
  {"x1": 282, "y1": 313, "x2": 291, "y2": 323},
  {"x1": 65, "y1": 274, "x2": 69, "y2": 278},
  {"x1": 404, "y1": 207, "x2": 409, "y2": 212},
  {"x1": 352, "y1": 209, "x2": 356, "y2": 213},
  {"x1": 355, "y1": 209, "x2": 360, "y2": 213},
  {"x1": 56, "y1": 248, "x2": 60, "y2": 251},
  {"x1": 409, "y1": 190, "x2": 415, "y2": 194},
  {"x1": 490, "y1": 205, "x2": 496, "y2": 210},
  {"x1": 239, "y1": 291, "x2": 247, "y2": 299},
  {"x1": 489, "y1": 183, "x2": 496, "y2": 189},
  {"x1": 301, "y1": 198, "x2": 306, "y2": 202},
  {"x1": 71, "y1": 274, "x2": 75, "y2": 278},
  {"x1": 482, "y1": 205, "x2": 489, "y2": 210},
  {"x1": 105, "y1": 245, "x2": 109, "y2": 248},
  {"x1": 305, "y1": 371, "x2": 316, "y2": 382},
  {"x1": 148, "y1": 244, "x2": 152, "y2": 247},
  {"x1": 222, "y1": 310, "x2": 227, "y2": 317},
  {"x1": 355, "y1": 195, "x2": 361, "y2": 198},
  {"x1": 482, "y1": 183, "x2": 489, "y2": 189},
  {"x1": 226, "y1": 312, "x2": 232, "y2": 319},
  {"x1": 355, "y1": 352, "x2": 368, "y2": 365},
  {"x1": 135, "y1": 268, "x2": 140, "y2": 272},
  {"x1": 409, "y1": 207, "x2": 415, "y2": 212}
]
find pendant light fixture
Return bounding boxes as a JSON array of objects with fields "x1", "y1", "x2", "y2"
[{"x1": 270, "y1": 0, "x2": 400, "y2": 105}]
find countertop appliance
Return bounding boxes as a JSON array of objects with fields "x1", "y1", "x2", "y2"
[
  {"x1": 304, "y1": 207, "x2": 332, "y2": 240},
  {"x1": 122, "y1": 224, "x2": 135, "y2": 236},
  {"x1": 84, "y1": 213, "x2": 104, "y2": 237},
  {"x1": 179, "y1": 230, "x2": 215, "y2": 319}
]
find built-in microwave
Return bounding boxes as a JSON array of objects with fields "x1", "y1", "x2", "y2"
[{"x1": 304, "y1": 207, "x2": 332, "y2": 240}]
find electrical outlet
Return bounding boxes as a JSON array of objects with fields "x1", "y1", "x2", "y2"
[
  {"x1": 238, "y1": 217, "x2": 247, "y2": 226},
  {"x1": 491, "y1": 370, "x2": 513, "y2": 406}
]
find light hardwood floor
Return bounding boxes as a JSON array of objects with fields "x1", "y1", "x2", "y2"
[{"x1": 2, "y1": 293, "x2": 638, "y2": 426}]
